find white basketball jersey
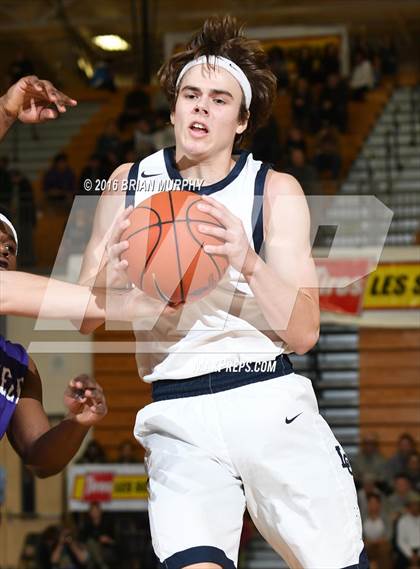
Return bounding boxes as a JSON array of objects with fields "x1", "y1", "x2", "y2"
[{"x1": 126, "y1": 147, "x2": 286, "y2": 382}]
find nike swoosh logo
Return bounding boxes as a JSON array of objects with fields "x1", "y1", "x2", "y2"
[
  {"x1": 285, "y1": 412, "x2": 303, "y2": 424},
  {"x1": 141, "y1": 172, "x2": 161, "y2": 178}
]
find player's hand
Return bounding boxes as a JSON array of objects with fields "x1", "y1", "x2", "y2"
[
  {"x1": 197, "y1": 194, "x2": 258, "y2": 275},
  {"x1": 105, "y1": 205, "x2": 133, "y2": 289},
  {"x1": 64, "y1": 374, "x2": 107, "y2": 427},
  {"x1": 120, "y1": 287, "x2": 180, "y2": 323},
  {"x1": 1, "y1": 76, "x2": 77, "y2": 124}
]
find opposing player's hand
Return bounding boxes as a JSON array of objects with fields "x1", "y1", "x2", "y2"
[
  {"x1": 64, "y1": 374, "x2": 107, "y2": 427},
  {"x1": 1, "y1": 76, "x2": 77, "y2": 124},
  {"x1": 197, "y1": 194, "x2": 257, "y2": 275}
]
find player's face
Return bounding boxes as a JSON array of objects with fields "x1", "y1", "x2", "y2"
[
  {"x1": 172, "y1": 64, "x2": 248, "y2": 159},
  {"x1": 0, "y1": 227, "x2": 17, "y2": 271}
]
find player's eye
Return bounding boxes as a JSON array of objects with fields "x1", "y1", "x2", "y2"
[{"x1": 214, "y1": 98, "x2": 226, "y2": 105}]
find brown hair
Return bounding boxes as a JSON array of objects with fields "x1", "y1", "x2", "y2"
[{"x1": 158, "y1": 15, "x2": 277, "y2": 140}]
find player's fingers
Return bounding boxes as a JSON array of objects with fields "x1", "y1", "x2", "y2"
[
  {"x1": 197, "y1": 224, "x2": 227, "y2": 239},
  {"x1": 203, "y1": 244, "x2": 226, "y2": 255},
  {"x1": 39, "y1": 107, "x2": 58, "y2": 121},
  {"x1": 108, "y1": 240, "x2": 129, "y2": 260}
]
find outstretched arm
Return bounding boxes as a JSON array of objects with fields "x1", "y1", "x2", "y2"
[
  {"x1": 0, "y1": 75, "x2": 77, "y2": 141},
  {"x1": 7, "y1": 362, "x2": 107, "y2": 478}
]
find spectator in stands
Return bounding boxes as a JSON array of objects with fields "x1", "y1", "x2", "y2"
[
  {"x1": 380, "y1": 37, "x2": 399, "y2": 76},
  {"x1": 291, "y1": 77, "x2": 313, "y2": 131},
  {"x1": 79, "y1": 502, "x2": 116, "y2": 569},
  {"x1": 38, "y1": 523, "x2": 89, "y2": 569},
  {"x1": 8, "y1": 50, "x2": 35, "y2": 84},
  {"x1": 116, "y1": 440, "x2": 140, "y2": 464},
  {"x1": 250, "y1": 115, "x2": 281, "y2": 166},
  {"x1": 358, "y1": 472, "x2": 385, "y2": 520},
  {"x1": 284, "y1": 148, "x2": 318, "y2": 195},
  {"x1": 318, "y1": 73, "x2": 348, "y2": 132},
  {"x1": 321, "y1": 43, "x2": 340, "y2": 78},
  {"x1": 387, "y1": 433, "x2": 417, "y2": 483},
  {"x1": 406, "y1": 453, "x2": 420, "y2": 492},
  {"x1": 118, "y1": 85, "x2": 150, "y2": 131},
  {"x1": 133, "y1": 116, "x2": 156, "y2": 160},
  {"x1": 43, "y1": 153, "x2": 76, "y2": 209},
  {"x1": 95, "y1": 121, "x2": 123, "y2": 162},
  {"x1": 79, "y1": 154, "x2": 107, "y2": 196},
  {"x1": 297, "y1": 47, "x2": 314, "y2": 82},
  {"x1": 362, "y1": 493, "x2": 392, "y2": 569},
  {"x1": 313, "y1": 127, "x2": 342, "y2": 180},
  {"x1": 8, "y1": 169, "x2": 37, "y2": 267},
  {"x1": 90, "y1": 60, "x2": 116, "y2": 92},
  {"x1": 350, "y1": 51, "x2": 375, "y2": 101},
  {"x1": 395, "y1": 492, "x2": 420, "y2": 569},
  {"x1": 285, "y1": 126, "x2": 307, "y2": 155},
  {"x1": 78, "y1": 440, "x2": 108, "y2": 464},
  {"x1": 388, "y1": 474, "x2": 413, "y2": 523},
  {"x1": 152, "y1": 110, "x2": 175, "y2": 150},
  {"x1": 267, "y1": 46, "x2": 289, "y2": 91},
  {"x1": 352, "y1": 432, "x2": 388, "y2": 489}
]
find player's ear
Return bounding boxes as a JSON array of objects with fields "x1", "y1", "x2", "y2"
[
  {"x1": 236, "y1": 109, "x2": 249, "y2": 135},
  {"x1": 170, "y1": 111, "x2": 175, "y2": 126}
]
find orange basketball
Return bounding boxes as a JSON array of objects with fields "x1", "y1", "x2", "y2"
[{"x1": 121, "y1": 191, "x2": 229, "y2": 305}]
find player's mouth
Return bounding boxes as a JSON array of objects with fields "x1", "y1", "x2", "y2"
[
  {"x1": 0, "y1": 258, "x2": 9, "y2": 271},
  {"x1": 189, "y1": 121, "x2": 209, "y2": 137}
]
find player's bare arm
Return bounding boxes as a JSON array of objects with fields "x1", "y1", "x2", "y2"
[
  {"x1": 7, "y1": 359, "x2": 107, "y2": 478},
  {"x1": 0, "y1": 75, "x2": 77, "y2": 140},
  {"x1": 197, "y1": 171, "x2": 319, "y2": 354}
]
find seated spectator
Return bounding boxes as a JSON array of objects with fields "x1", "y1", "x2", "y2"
[
  {"x1": 79, "y1": 502, "x2": 116, "y2": 569},
  {"x1": 95, "y1": 121, "x2": 122, "y2": 162},
  {"x1": 318, "y1": 73, "x2": 348, "y2": 132},
  {"x1": 102, "y1": 151, "x2": 122, "y2": 180},
  {"x1": 352, "y1": 432, "x2": 388, "y2": 489},
  {"x1": 395, "y1": 492, "x2": 420, "y2": 569},
  {"x1": 386, "y1": 433, "x2": 417, "y2": 483},
  {"x1": 350, "y1": 51, "x2": 375, "y2": 101},
  {"x1": 78, "y1": 154, "x2": 107, "y2": 196},
  {"x1": 297, "y1": 47, "x2": 314, "y2": 82},
  {"x1": 250, "y1": 115, "x2": 281, "y2": 166},
  {"x1": 8, "y1": 169, "x2": 37, "y2": 267},
  {"x1": 388, "y1": 474, "x2": 413, "y2": 524},
  {"x1": 291, "y1": 77, "x2": 313, "y2": 131},
  {"x1": 321, "y1": 43, "x2": 340, "y2": 78},
  {"x1": 38, "y1": 524, "x2": 88, "y2": 569},
  {"x1": 284, "y1": 148, "x2": 318, "y2": 195},
  {"x1": 314, "y1": 127, "x2": 342, "y2": 180},
  {"x1": 267, "y1": 46, "x2": 289, "y2": 91},
  {"x1": 90, "y1": 60, "x2": 116, "y2": 92},
  {"x1": 78, "y1": 440, "x2": 108, "y2": 464},
  {"x1": 43, "y1": 153, "x2": 76, "y2": 208},
  {"x1": 116, "y1": 440, "x2": 140, "y2": 464},
  {"x1": 285, "y1": 126, "x2": 307, "y2": 155},
  {"x1": 118, "y1": 85, "x2": 151, "y2": 131},
  {"x1": 406, "y1": 453, "x2": 420, "y2": 492},
  {"x1": 133, "y1": 116, "x2": 156, "y2": 160},
  {"x1": 152, "y1": 110, "x2": 175, "y2": 150},
  {"x1": 363, "y1": 493, "x2": 392, "y2": 569},
  {"x1": 358, "y1": 472, "x2": 385, "y2": 520}
]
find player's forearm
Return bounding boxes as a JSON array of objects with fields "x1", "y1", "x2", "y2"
[
  {"x1": 242, "y1": 252, "x2": 319, "y2": 354},
  {"x1": 0, "y1": 95, "x2": 16, "y2": 140},
  {"x1": 25, "y1": 417, "x2": 90, "y2": 478}
]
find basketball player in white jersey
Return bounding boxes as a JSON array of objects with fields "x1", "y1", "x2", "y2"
[{"x1": 77, "y1": 16, "x2": 368, "y2": 569}]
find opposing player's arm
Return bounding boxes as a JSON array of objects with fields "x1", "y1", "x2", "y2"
[
  {"x1": 7, "y1": 358, "x2": 90, "y2": 478},
  {"x1": 76, "y1": 162, "x2": 132, "y2": 333}
]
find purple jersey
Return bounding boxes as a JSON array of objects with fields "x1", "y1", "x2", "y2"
[{"x1": 0, "y1": 334, "x2": 28, "y2": 439}]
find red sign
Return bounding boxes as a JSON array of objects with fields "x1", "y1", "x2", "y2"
[
  {"x1": 83, "y1": 472, "x2": 114, "y2": 502},
  {"x1": 316, "y1": 259, "x2": 371, "y2": 315}
]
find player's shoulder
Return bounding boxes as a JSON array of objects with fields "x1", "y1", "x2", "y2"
[
  {"x1": 0, "y1": 334, "x2": 29, "y2": 368},
  {"x1": 265, "y1": 169, "x2": 305, "y2": 198}
]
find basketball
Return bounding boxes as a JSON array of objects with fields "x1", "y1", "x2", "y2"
[{"x1": 121, "y1": 191, "x2": 229, "y2": 305}]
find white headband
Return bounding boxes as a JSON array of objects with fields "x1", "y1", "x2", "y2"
[
  {"x1": 0, "y1": 213, "x2": 18, "y2": 253},
  {"x1": 176, "y1": 55, "x2": 252, "y2": 110}
]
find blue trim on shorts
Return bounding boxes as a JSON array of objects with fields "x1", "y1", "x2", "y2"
[
  {"x1": 152, "y1": 354, "x2": 293, "y2": 401},
  {"x1": 161, "y1": 546, "x2": 236, "y2": 569},
  {"x1": 125, "y1": 162, "x2": 139, "y2": 208},
  {"x1": 342, "y1": 547, "x2": 369, "y2": 569}
]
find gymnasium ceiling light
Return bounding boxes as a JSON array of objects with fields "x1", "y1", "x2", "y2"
[{"x1": 92, "y1": 34, "x2": 130, "y2": 51}]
